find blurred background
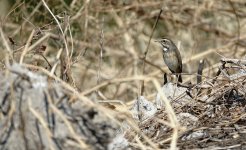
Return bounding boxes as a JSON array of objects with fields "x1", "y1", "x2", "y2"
[{"x1": 0, "y1": 0, "x2": 246, "y2": 103}]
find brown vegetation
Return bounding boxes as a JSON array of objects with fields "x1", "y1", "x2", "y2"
[{"x1": 0, "y1": 0, "x2": 246, "y2": 149}]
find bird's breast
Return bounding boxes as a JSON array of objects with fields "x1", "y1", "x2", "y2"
[{"x1": 163, "y1": 51, "x2": 180, "y2": 73}]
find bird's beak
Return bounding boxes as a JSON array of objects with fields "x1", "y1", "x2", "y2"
[{"x1": 154, "y1": 39, "x2": 161, "y2": 43}]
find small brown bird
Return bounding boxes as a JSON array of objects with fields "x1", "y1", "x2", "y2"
[{"x1": 155, "y1": 38, "x2": 183, "y2": 82}]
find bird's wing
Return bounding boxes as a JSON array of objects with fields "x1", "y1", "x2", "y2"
[{"x1": 174, "y1": 46, "x2": 182, "y2": 73}]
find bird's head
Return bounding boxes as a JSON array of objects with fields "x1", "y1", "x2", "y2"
[{"x1": 155, "y1": 38, "x2": 172, "y2": 52}]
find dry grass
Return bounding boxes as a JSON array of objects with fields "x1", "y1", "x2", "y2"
[{"x1": 1, "y1": 0, "x2": 246, "y2": 149}]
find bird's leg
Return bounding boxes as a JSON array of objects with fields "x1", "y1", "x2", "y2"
[
  {"x1": 163, "y1": 73, "x2": 168, "y2": 85},
  {"x1": 176, "y1": 74, "x2": 182, "y2": 83}
]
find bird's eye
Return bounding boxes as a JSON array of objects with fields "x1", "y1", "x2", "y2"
[{"x1": 163, "y1": 39, "x2": 169, "y2": 44}]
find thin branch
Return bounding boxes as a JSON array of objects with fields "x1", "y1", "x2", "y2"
[{"x1": 140, "y1": 8, "x2": 163, "y2": 96}]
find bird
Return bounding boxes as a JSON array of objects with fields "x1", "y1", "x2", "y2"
[{"x1": 155, "y1": 38, "x2": 183, "y2": 83}]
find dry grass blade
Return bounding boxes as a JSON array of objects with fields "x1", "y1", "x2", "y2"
[{"x1": 1, "y1": 1, "x2": 246, "y2": 149}]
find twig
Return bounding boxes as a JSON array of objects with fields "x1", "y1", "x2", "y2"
[
  {"x1": 0, "y1": 28, "x2": 13, "y2": 60},
  {"x1": 19, "y1": 30, "x2": 35, "y2": 64},
  {"x1": 228, "y1": 0, "x2": 240, "y2": 56},
  {"x1": 98, "y1": 17, "x2": 104, "y2": 86},
  {"x1": 140, "y1": 8, "x2": 163, "y2": 96},
  {"x1": 41, "y1": 0, "x2": 69, "y2": 57}
]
